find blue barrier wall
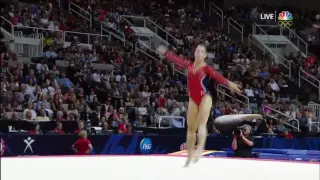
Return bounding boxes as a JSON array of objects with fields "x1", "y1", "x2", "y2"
[{"x1": 1, "y1": 134, "x2": 320, "y2": 156}]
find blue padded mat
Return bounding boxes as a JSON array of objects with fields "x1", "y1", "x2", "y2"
[
  {"x1": 206, "y1": 151, "x2": 228, "y2": 157},
  {"x1": 258, "y1": 153, "x2": 289, "y2": 160},
  {"x1": 289, "y1": 155, "x2": 320, "y2": 162},
  {"x1": 221, "y1": 148, "x2": 320, "y2": 155}
]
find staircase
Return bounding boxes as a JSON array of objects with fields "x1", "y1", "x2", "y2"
[
  {"x1": 119, "y1": 15, "x2": 179, "y2": 50},
  {"x1": 1, "y1": 17, "x2": 43, "y2": 57}
]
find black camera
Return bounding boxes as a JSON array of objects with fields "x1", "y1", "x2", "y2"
[
  {"x1": 234, "y1": 126, "x2": 246, "y2": 136},
  {"x1": 234, "y1": 128, "x2": 242, "y2": 135}
]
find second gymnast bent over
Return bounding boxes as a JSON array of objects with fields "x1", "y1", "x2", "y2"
[{"x1": 156, "y1": 44, "x2": 241, "y2": 166}]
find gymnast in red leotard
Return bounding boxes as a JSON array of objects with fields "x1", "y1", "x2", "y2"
[{"x1": 156, "y1": 44, "x2": 241, "y2": 166}]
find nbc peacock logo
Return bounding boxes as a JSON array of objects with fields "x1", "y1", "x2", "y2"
[{"x1": 278, "y1": 11, "x2": 293, "y2": 28}]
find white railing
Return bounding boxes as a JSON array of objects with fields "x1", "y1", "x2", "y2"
[
  {"x1": 308, "y1": 101, "x2": 320, "y2": 117},
  {"x1": 0, "y1": 16, "x2": 14, "y2": 36},
  {"x1": 217, "y1": 84, "x2": 249, "y2": 107},
  {"x1": 5, "y1": 24, "x2": 110, "y2": 54},
  {"x1": 158, "y1": 116, "x2": 185, "y2": 128},
  {"x1": 145, "y1": 17, "x2": 179, "y2": 49},
  {"x1": 307, "y1": 102, "x2": 320, "y2": 132},
  {"x1": 248, "y1": 33, "x2": 267, "y2": 54},
  {"x1": 264, "y1": 106, "x2": 300, "y2": 131},
  {"x1": 286, "y1": 27, "x2": 308, "y2": 57},
  {"x1": 309, "y1": 122, "x2": 320, "y2": 132},
  {"x1": 252, "y1": 23, "x2": 272, "y2": 41},
  {"x1": 9, "y1": 25, "x2": 109, "y2": 45},
  {"x1": 274, "y1": 52, "x2": 293, "y2": 78},
  {"x1": 252, "y1": 24, "x2": 294, "y2": 78},
  {"x1": 299, "y1": 68, "x2": 320, "y2": 100},
  {"x1": 253, "y1": 24, "x2": 308, "y2": 57},
  {"x1": 208, "y1": 2, "x2": 223, "y2": 27},
  {"x1": 56, "y1": 0, "x2": 60, "y2": 7},
  {"x1": 9, "y1": 25, "x2": 64, "y2": 39},
  {"x1": 63, "y1": 31, "x2": 110, "y2": 47},
  {"x1": 68, "y1": 2, "x2": 92, "y2": 27},
  {"x1": 227, "y1": 17, "x2": 244, "y2": 42},
  {"x1": 248, "y1": 33, "x2": 279, "y2": 68},
  {"x1": 120, "y1": 15, "x2": 172, "y2": 49},
  {"x1": 100, "y1": 22, "x2": 124, "y2": 43}
]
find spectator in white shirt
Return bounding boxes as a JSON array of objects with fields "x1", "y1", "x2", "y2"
[
  {"x1": 269, "y1": 79, "x2": 280, "y2": 92},
  {"x1": 170, "y1": 102, "x2": 181, "y2": 116},
  {"x1": 137, "y1": 105, "x2": 148, "y2": 115},
  {"x1": 36, "y1": 60, "x2": 49, "y2": 74},
  {"x1": 40, "y1": 14, "x2": 50, "y2": 27},
  {"x1": 92, "y1": 71, "x2": 101, "y2": 82},
  {"x1": 23, "y1": 102, "x2": 37, "y2": 120},
  {"x1": 244, "y1": 84, "x2": 255, "y2": 97},
  {"x1": 116, "y1": 74, "x2": 127, "y2": 82}
]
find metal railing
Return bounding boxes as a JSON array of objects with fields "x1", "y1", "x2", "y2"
[
  {"x1": 117, "y1": 16, "x2": 187, "y2": 76},
  {"x1": 208, "y1": 2, "x2": 223, "y2": 27},
  {"x1": 7, "y1": 24, "x2": 110, "y2": 45},
  {"x1": 120, "y1": 15, "x2": 173, "y2": 50},
  {"x1": 264, "y1": 106, "x2": 300, "y2": 131},
  {"x1": 101, "y1": 22, "x2": 124, "y2": 44},
  {"x1": 253, "y1": 24, "x2": 308, "y2": 57},
  {"x1": 145, "y1": 17, "x2": 179, "y2": 49},
  {"x1": 4, "y1": 23, "x2": 111, "y2": 55},
  {"x1": 217, "y1": 84, "x2": 249, "y2": 107},
  {"x1": 68, "y1": 2, "x2": 92, "y2": 27},
  {"x1": 252, "y1": 24, "x2": 272, "y2": 41},
  {"x1": 299, "y1": 68, "x2": 320, "y2": 100},
  {"x1": 158, "y1": 116, "x2": 185, "y2": 128},
  {"x1": 56, "y1": 0, "x2": 60, "y2": 7},
  {"x1": 248, "y1": 33, "x2": 267, "y2": 55},
  {"x1": 227, "y1": 17, "x2": 244, "y2": 42},
  {"x1": 251, "y1": 24, "x2": 295, "y2": 78},
  {"x1": 248, "y1": 33, "x2": 286, "y2": 76},
  {"x1": 308, "y1": 101, "x2": 320, "y2": 117},
  {"x1": 274, "y1": 52, "x2": 293, "y2": 78},
  {"x1": 1, "y1": 16, "x2": 14, "y2": 36},
  {"x1": 285, "y1": 27, "x2": 308, "y2": 57}
]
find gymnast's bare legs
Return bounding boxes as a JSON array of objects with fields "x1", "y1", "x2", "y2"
[{"x1": 185, "y1": 95, "x2": 212, "y2": 166}]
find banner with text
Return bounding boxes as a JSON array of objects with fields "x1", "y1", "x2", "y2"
[{"x1": 1, "y1": 135, "x2": 320, "y2": 156}]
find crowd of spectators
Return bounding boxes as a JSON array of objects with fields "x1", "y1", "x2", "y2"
[{"x1": 0, "y1": 0, "x2": 319, "y2": 138}]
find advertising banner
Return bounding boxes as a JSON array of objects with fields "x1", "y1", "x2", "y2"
[{"x1": 1, "y1": 134, "x2": 320, "y2": 156}]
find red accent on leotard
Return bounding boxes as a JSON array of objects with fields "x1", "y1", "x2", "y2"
[{"x1": 165, "y1": 51, "x2": 228, "y2": 106}]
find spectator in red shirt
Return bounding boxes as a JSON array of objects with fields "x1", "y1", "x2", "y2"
[
  {"x1": 118, "y1": 117, "x2": 128, "y2": 133},
  {"x1": 72, "y1": 130, "x2": 93, "y2": 155},
  {"x1": 157, "y1": 94, "x2": 166, "y2": 108},
  {"x1": 29, "y1": 124, "x2": 41, "y2": 135},
  {"x1": 124, "y1": 124, "x2": 133, "y2": 135},
  {"x1": 52, "y1": 122, "x2": 65, "y2": 134},
  {"x1": 224, "y1": 103, "x2": 235, "y2": 115},
  {"x1": 74, "y1": 121, "x2": 84, "y2": 133},
  {"x1": 280, "y1": 130, "x2": 293, "y2": 139}
]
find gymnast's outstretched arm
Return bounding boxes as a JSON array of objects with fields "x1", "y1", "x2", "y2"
[
  {"x1": 204, "y1": 65, "x2": 242, "y2": 93},
  {"x1": 156, "y1": 46, "x2": 190, "y2": 68},
  {"x1": 203, "y1": 65, "x2": 229, "y2": 86}
]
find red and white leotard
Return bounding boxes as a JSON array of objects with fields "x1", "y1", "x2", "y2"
[{"x1": 165, "y1": 51, "x2": 228, "y2": 107}]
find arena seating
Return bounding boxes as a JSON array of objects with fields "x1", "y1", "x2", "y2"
[{"x1": 0, "y1": 0, "x2": 320, "y2": 138}]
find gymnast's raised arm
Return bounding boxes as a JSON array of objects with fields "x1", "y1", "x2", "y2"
[{"x1": 156, "y1": 45, "x2": 190, "y2": 69}]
